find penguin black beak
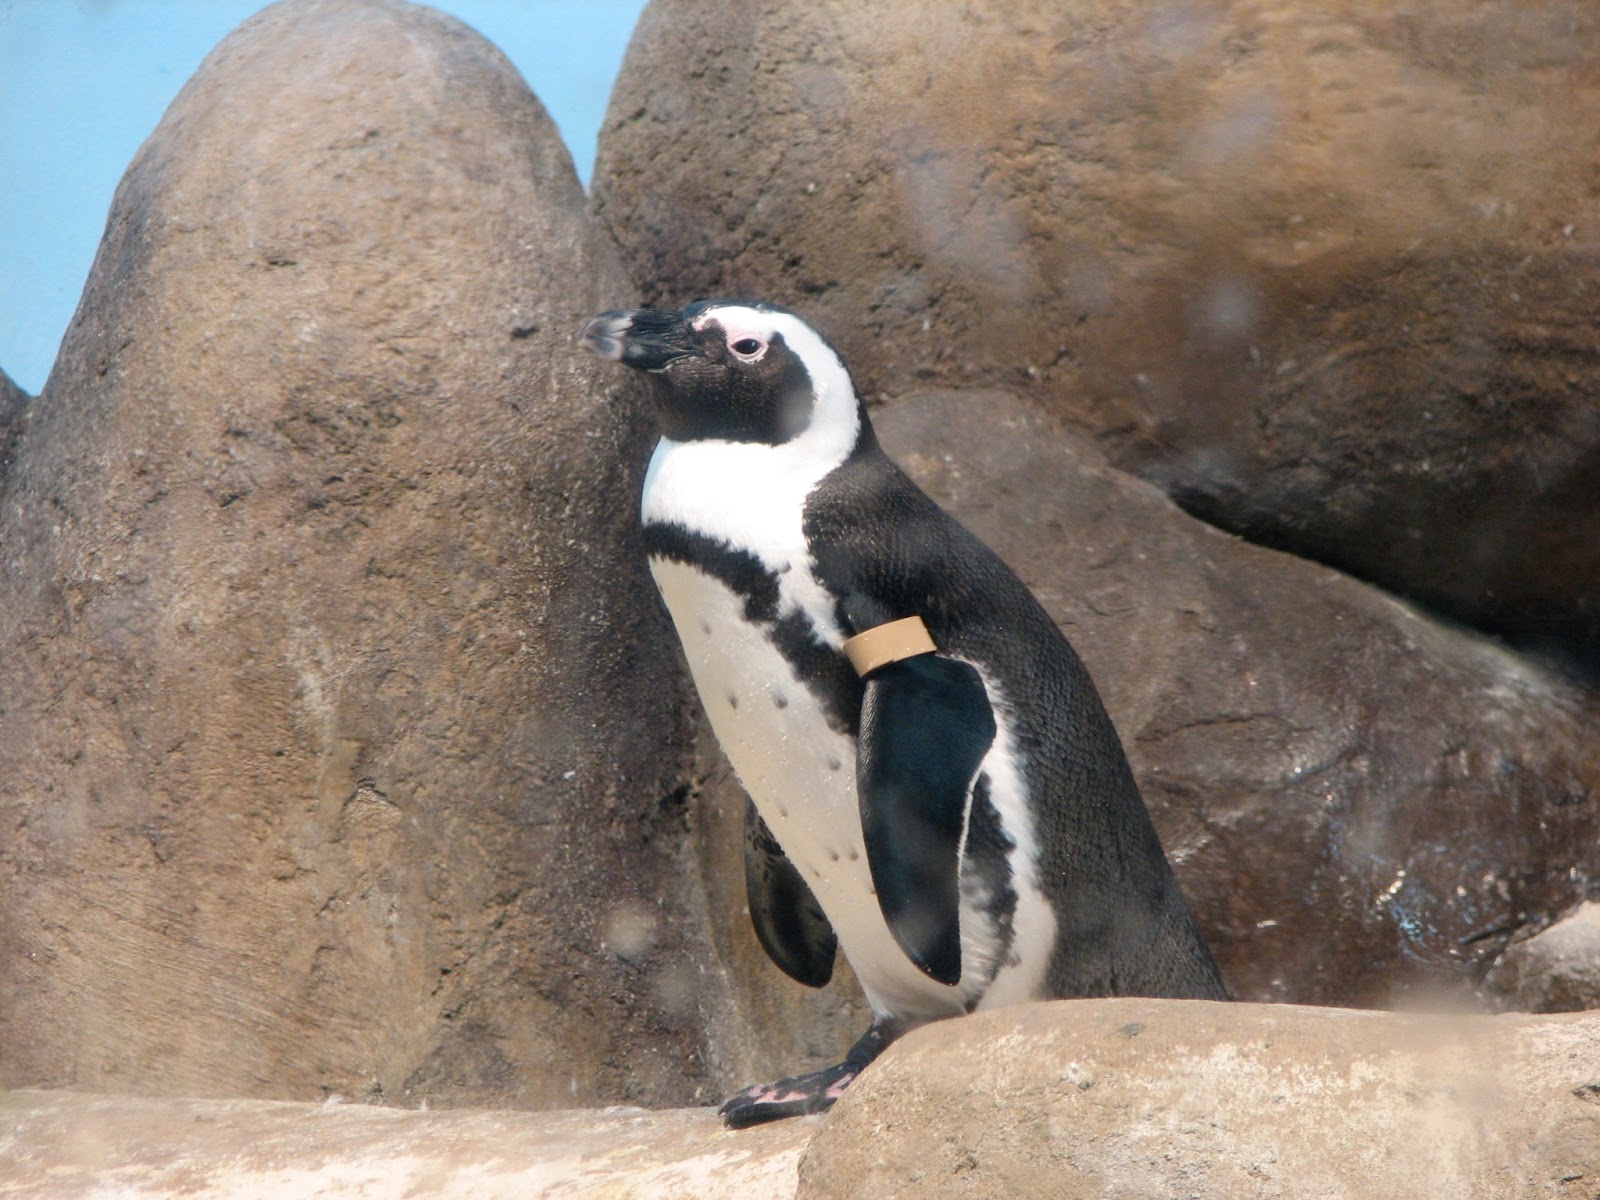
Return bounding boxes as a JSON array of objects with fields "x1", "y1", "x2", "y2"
[{"x1": 578, "y1": 308, "x2": 699, "y2": 372}]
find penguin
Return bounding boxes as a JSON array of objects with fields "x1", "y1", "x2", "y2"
[{"x1": 579, "y1": 300, "x2": 1228, "y2": 1128}]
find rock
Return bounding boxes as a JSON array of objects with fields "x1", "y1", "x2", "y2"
[
  {"x1": 593, "y1": 0, "x2": 1600, "y2": 673},
  {"x1": 798, "y1": 998, "x2": 1600, "y2": 1200},
  {"x1": 1485, "y1": 902, "x2": 1600, "y2": 1014},
  {"x1": 871, "y1": 389, "x2": 1600, "y2": 1006},
  {"x1": 0, "y1": 366, "x2": 26, "y2": 479},
  {"x1": 0, "y1": 0, "x2": 706, "y2": 1110},
  {"x1": 5, "y1": 1001, "x2": 1597, "y2": 1199},
  {"x1": 0, "y1": 1089, "x2": 811, "y2": 1199}
]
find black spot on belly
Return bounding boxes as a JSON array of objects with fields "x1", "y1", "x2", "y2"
[
  {"x1": 773, "y1": 693, "x2": 789, "y2": 709},
  {"x1": 826, "y1": 755, "x2": 842, "y2": 772},
  {"x1": 698, "y1": 616, "x2": 712, "y2": 635},
  {"x1": 644, "y1": 523, "x2": 863, "y2": 735},
  {"x1": 727, "y1": 691, "x2": 739, "y2": 709}
]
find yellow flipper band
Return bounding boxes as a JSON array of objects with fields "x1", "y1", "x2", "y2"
[{"x1": 843, "y1": 615, "x2": 937, "y2": 677}]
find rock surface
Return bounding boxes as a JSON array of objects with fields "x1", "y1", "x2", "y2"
[
  {"x1": 594, "y1": 0, "x2": 1600, "y2": 673},
  {"x1": 799, "y1": 999, "x2": 1600, "y2": 1200},
  {"x1": 4, "y1": 1001, "x2": 1596, "y2": 1199},
  {"x1": 872, "y1": 390, "x2": 1600, "y2": 1006},
  {"x1": 0, "y1": 0, "x2": 706, "y2": 1110},
  {"x1": 1485, "y1": 902, "x2": 1600, "y2": 1014},
  {"x1": 0, "y1": 367, "x2": 25, "y2": 479},
  {"x1": 0, "y1": 1089, "x2": 810, "y2": 1199}
]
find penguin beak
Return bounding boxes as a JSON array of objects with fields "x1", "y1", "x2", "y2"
[{"x1": 579, "y1": 308, "x2": 699, "y2": 372}]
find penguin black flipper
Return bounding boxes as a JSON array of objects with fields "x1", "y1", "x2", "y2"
[
  {"x1": 857, "y1": 652, "x2": 997, "y2": 986},
  {"x1": 744, "y1": 798, "x2": 837, "y2": 987}
]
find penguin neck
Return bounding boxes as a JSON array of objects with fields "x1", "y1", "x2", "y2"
[
  {"x1": 640, "y1": 396, "x2": 869, "y2": 543},
  {"x1": 639, "y1": 398, "x2": 872, "y2": 653}
]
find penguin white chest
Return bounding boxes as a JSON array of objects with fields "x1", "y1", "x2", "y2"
[{"x1": 648, "y1": 556, "x2": 973, "y2": 1020}]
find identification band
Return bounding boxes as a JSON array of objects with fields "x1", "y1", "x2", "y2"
[{"x1": 842, "y1": 615, "x2": 937, "y2": 677}]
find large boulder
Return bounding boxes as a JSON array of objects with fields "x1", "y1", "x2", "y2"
[
  {"x1": 872, "y1": 390, "x2": 1600, "y2": 1006},
  {"x1": 593, "y1": 0, "x2": 1600, "y2": 673},
  {"x1": 799, "y1": 999, "x2": 1600, "y2": 1199},
  {"x1": 0, "y1": 0, "x2": 707, "y2": 1110}
]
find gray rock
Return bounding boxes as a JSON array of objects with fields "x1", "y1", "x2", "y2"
[
  {"x1": 1485, "y1": 902, "x2": 1600, "y2": 1013},
  {"x1": 871, "y1": 389, "x2": 1600, "y2": 1006},
  {"x1": 799, "y1": 999, "x2": 1600, "y2": 1200},
  {"x1": 0, "y1": 366, "x2": 26, "y2": 480},
  {"x1": 0, "y1": 0, "x2": 706, "y2": 1110},
  {"x1": 593, "y1": 0, "x2": 1600, "y2": 673}
]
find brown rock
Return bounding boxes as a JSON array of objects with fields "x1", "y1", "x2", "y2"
[
  {"x1": 872, "y1": 389, "x2": 1600, "y2": 1006},
  {"x1": 593, "y1": 0, "x2": 1600, "y2": 672},
  {"x1": 1485, "y1": 902, "x2": 1600, "y2": 1014},
  {"x1": 0, "y1": 1089, "x2": 811, "y2": 1199},
  {"x1": 798, "y1": 999, "x2": 1600, "y2": 1200},
  {"x1": 0, "y1": 0, "x2": 705, "y2": 1109}
]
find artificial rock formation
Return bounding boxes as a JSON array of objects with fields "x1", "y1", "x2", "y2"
[
  {"x1": 0, "y1": 1088, "x2": 811, "y2": 1199},
  {"x1": 4, "y1": 0, "x2": 1598, "y2": 1143},
  {"x1": 0, "y1": 0, "x2": 707, "y2": 1110},
  {"x1": 593, "y1": 0, "x2": 1600, "y2": 673},
  {"x1": 0, "y1": 367, "x2": 26, "y2": 479},
  {"x1": 1485, "y1": 902, "x2": 1600, "y2": 1014},
  {"x1": 5, "y1": 1000, "x2": 1596, "y2": 1199},
  {"x1": 593, "y1": 0, "x2": 1600, "y2": 1007},
  {"x1": 799, "y1": 999, "x2": 1600, "y2": 1200}
]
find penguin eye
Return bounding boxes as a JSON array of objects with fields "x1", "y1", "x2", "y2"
[{"x1": 729, "y1": 336, "x2": 766, "y2": 359}]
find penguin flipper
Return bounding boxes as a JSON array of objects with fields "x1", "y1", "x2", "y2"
[
  {"x1": 857, "y1": 653, "x2": 997, "y2": 986},
  {"x1": 744, "y1": 798, "x2": 837, "y2": 987}
]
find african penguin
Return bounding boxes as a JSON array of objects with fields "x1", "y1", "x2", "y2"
[{"x1": 579, "y1": 299, "x2": 1227, "y2": 1127}]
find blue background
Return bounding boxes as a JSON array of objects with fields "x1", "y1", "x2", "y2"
[{"x1": 0, "y1": 0, "x2": 648, "y2": 394}]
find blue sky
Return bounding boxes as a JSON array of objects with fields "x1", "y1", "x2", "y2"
[{"x1": 0, "y1": 0, "x2": 648, "y2": 395}]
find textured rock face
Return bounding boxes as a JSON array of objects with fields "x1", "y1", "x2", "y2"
[
  {"x1": 593, "y1": 0, "x2": 1600, "y2": 673},
  {"x1": 0, "y1": 0, "x2": 706, "y2": 1110},
  {"x1": 799, "y1": 999, "x2": 1600, "y2": 1200},
  {"x1": 0, "y1": 367, "x2": 25, "y2": 478},
  {"x1": 873, "y1": 391, "x2": 1600, "y2": 1006},
  {"x1": 1485, "y1": 902, "x2": 1600, "y2": 1014}
]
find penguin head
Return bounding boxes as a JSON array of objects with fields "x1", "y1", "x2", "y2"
[{"x1": 579, "y1": 300, "x2": 861, "y2": 450}]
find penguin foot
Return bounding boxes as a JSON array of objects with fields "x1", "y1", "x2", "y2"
[
  {"x1": 717, "y1": 1060, "x2": 862, "y2": 1128},
  {"x1": 717, "y1": 1018, "x2": 905, "y2": 1129}
]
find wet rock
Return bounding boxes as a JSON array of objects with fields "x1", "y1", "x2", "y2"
[
  {"x1": 0, "y1": 0, "x2": 705, "y2": 1109},
  {"x1": 0, "y1": 1089, "x2": 811, "y2": 1199},
  {"x1": 873, "y1": 389, "x2": 1600, "y2": 1006},
  {"x1": 1484, "y1": 902, "x2": 1600, "y2": 1013},
  {"x1": 594, "y1": 0, "x2": 1600, "y2": 673},
  {"x1": 798, "y1": 999, "x2": 1600, "y2": 1200}
]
